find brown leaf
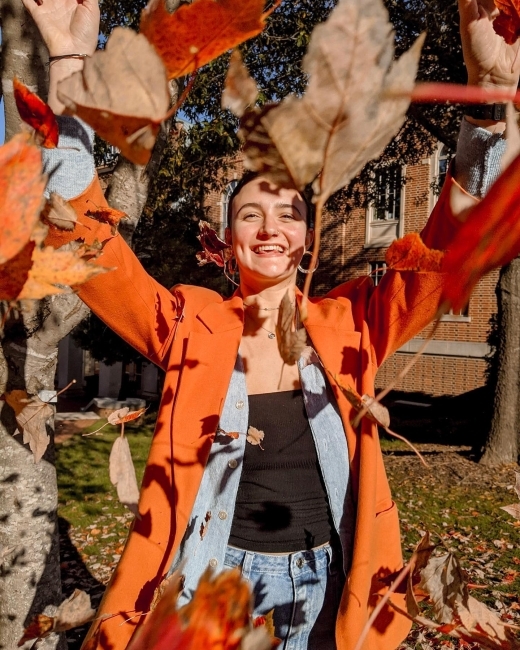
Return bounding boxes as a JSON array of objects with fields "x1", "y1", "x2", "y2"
[
  {"x1": 18, "y1": 590, "x2": 94, "y2": 645},
  {"x1": 85, "y1": 204, "x2": 127, "y2": 227},
  {"x1": 247, "y1": 426, "x2": 265, "y2": 449},
  {"x1": 418, "y1": 551, "x2": 468, "y2": 625},
  {"x1": 150, "y1": 572, "x2": 183, "y2": 612},
  {"x1": 107, "y1": 407, "x2": 129, "y2": 425},
  {"x1": 57, "y1": 27, "x2": 170, "y2": 165},
  {"x1": 332, "y1": 376, "x2": 391, "y2": 429},
  {"x1": 5, "y1": 389, "x2": 53, "y2": 463},
  {"x1": 109, "y1": 435, "x2": 140, "y2": 515},
  {"x1": 244, "y1": 0, "x2": 423, "y2": 203},
  {"x1": 222, "y1": 50, "x2": 259, "y2": 117},
  {"x1": 200, "y1": 511, "x2": 212, "y2": 540},
  {"x1": 276, "y1": 290, "x2": 307, "y2": 365},
  {"x1": 216, "y1": 426, "x2": 240, "y2": 440},
  {"x1": 41, "y1": 192, "x2": 78, "y2": 231},
  {"x1": 501, "y1": 471, "x2": 520, "y2": 520}
]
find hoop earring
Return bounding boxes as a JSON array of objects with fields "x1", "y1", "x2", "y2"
[
  {"x1": 298, "y1": 251, "x2": 319, "y2": 274},
  {"x1": 224, "y1": 258, "x2": 239, "y2": 287}
]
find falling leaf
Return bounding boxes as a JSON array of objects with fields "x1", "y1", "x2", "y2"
[
  {"x1": 501, "y1": 472, "x2": 520, "y2": 520},
  {"x1": 0, "y1": 133, "x2": 45, "y2": 265},
  {"x1": 109, "y1": 435, "x2": 140, "y2": 515},
  {"x1": 57, "y1": 27, "x2": 170, "y2": 165},
  {"x1": 140, "y1": 0, "x2": 273, "y2": 80},
  {"x1": 200, "y1": 511, "x2": 212, "y2": 540},
  {"x1": 252, "y1": 609, "x2": 281, "y2": 647},
  {"x1": 247, "y1": 426, "x2": 265, "y2": 449},
  {"x1": 222, "y1": 49, "x2": 259, "y2": 117},
  {"x1": 216, "y1": 426, "x2": 240, "y2": 440},
  {"x1": 41, "y1": 192, "x2": 78, "y2": 231},
  {"x1": 4, "y1": 389, "x2": 53, "y2": 463},
  {"x1": 85, "y1": 204, "x2": 127, "y2": 228},
  {"x1": 18, "y1": 590, "x2": 95, "y2": 645},
  {"x1": 494, "y1": 0, "x2": 520, "y2": 44},
  {"x1": 196, "y1": 220, "x2": 233, "y2": 268},
  {"x1": 332, "y1": 377, "x2": 391, "y2": 428},
  {"x1": 13, "y1": 77, "x2": 59, "y2": 148},
  {"x1": 385, "y1": 233, "x2": 444, "y2": 272},
  {"x1": 242, "y1": 0, "x2": 423, "y2": 202},
  {"x1": 108, "y1": 406, "x2": 146, "y2": 425},
  {"x1": 150, "y1": 572, "x2": 184, "y2": 613},
  {"x1": 0, "y1": 241, "x2": 35, "y2": 300},
  {"x1": 276, "y1": 290, "x2": 307, "y2": 365}
]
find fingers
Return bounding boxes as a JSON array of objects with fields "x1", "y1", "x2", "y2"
[{"x1": 19, "y1": 0, "x2": 39, "y2": 16}]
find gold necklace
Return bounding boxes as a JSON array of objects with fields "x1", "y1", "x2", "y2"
[{"x1": 243, "y1": 303, "x2": 280, "y2": 312}]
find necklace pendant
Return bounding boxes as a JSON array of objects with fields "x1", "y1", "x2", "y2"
[{"x1": 268, "y1": 332, "x2": 276, "y2": 339}]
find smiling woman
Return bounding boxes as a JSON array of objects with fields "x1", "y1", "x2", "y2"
[{"x1": 21, "y1": 0, "x2": 519, "y2": 647}]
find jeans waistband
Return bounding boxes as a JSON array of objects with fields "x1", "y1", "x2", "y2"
[{"x1": 225, "y1": 543, "x2": 337, "y2": 575}]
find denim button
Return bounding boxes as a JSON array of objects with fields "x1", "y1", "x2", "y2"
[
  {"x1": 218, "y1": 511, "x2": 227, "y2": 520},
  {"x1": 209, "y1": 558, "x2": 218, "y2": 568},
  {"x1": 235, "y1": 400, "x2": 244, "y2": 409},
  {"x1": 296, "y1": 558, "x2": 305, "y2": 568},
  {"x1": 228, "y1": 459, "x2": 238, "y2": 469}
]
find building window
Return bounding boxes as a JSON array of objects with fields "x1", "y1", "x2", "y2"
[
  {"x1": 220, "y1": 180, "x2": 238, "y2": 238},
  {"x1": 440, "y1": 303, "x2": 471, "y2": 322},
  {"x1": 369, "y1": 261, "x2": 387, "y2": 286},
  {"x1": 431, "y1": 143, "x2": 452, "y2": 201},
  {"x1": 365, "y1": 165, "x2": 404, "y2": 248}
]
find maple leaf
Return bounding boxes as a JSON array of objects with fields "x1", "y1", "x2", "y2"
[
  {"x1": 13, "y1": 77, "x2": 59, "y2": 148},
  {"x1": 0, "y1": 133, "x2": 45, "y2": 265},
  {"x1": 276, "y1": 290, "x2": 307, "y2": 365},
  {"x1": 501, "y1": 472, "x2": 520, "y2": 520},
  {"x1": 41, "y1": 192, "x2": 78, "y2": 231},
  {"x1": 246, "y1": 426, "x2": 265, "y2": 449},
  {"x1": 222, "y1": 50, "x2": 259, "y2": 118},
  {"x1": 385, "y1": 233, "x2": 444, "y2": 272},
  {"x1": 140, "y1": 0, "x2": 276, "y2": 80},
  {"x1": 196, "y1": 220, "x2": 232, "y2": 268},
  {"x1": 109, "y1": 435, "x2": 140, "y2": 516},
  {"x1": 494, "y1": 0, "x2": 520, "y2": 44},
  {"x1": 4, "y1": 389, "x2": 53, "y2": 463},
  {"x1": 57, "y1": 27, "x2": 170, "y2": 165},
  {"x1": 18, "y1": 590, "x2": 95, "y2": 646}
]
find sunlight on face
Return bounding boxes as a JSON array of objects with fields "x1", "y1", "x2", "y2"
[{"x1": 226, "y1": 177, "x2": 313, "y2": 289}]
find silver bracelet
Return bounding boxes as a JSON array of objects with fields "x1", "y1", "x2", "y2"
[{"x1": 46, "y1": 54, "x2": 89, "y2": 67}]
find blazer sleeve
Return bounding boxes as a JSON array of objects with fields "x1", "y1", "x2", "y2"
[{"x1": 45, "y1": 175, "x2": 182, "y2": 370}]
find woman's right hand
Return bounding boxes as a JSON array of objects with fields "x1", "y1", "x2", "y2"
[{"x1": 21, "y1": 0, "x2": 99, "y2": 57}]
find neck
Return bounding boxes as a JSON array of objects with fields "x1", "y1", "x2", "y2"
[{"x1": 239, "y1": 277, "x2": 296, "y2": 310}]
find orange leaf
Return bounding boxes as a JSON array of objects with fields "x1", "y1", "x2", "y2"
[
  {"x1": 385, "y1": 232, "x2": 444, "y2": 272},
  {"x1": 13, "y1": 77, "x2": 59, "y2": 148},
  {"x1": 57, "y1": 28, "x2": 170, "y2": 165},
  {"x1": 0, "y1": 241, "x2": 35, "y2": 301},
  {"x1": 0, "y1": 133, "x2": 45, "y2": 265},
  {"x1": 440, "y1": 150, "x2": 520, "y2": 313},
  {"x1": 41, "y1": 193, "x2": 78, "y2": 231},
  {"x1": 85, "y1": 205, "x2": 127, "y2": 227},
  {"x1": 140, "y1": 0, "x2": 271, "y2": 79},
  {"x1": 494, "y1": 0, "x2": 520, "y2": 44}
]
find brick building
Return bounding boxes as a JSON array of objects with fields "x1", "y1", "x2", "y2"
[{"x1": 205, "y1": 145, "x2": 497, "y2": 397}]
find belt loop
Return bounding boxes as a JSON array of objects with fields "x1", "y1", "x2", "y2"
[{"x1": 242, "y1": 550, "x2": 254, "y2": 580}]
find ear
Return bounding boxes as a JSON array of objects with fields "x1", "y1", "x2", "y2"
[
  {"x1": 305, "y1": 228, "x2": 314, "y2": 249},
  {"x1": 225, "y1": 227, "x2": 232, "y2": 246}
]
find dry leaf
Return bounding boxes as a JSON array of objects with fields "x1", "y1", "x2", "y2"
[
  {"x1": 0, "y1": 241, "x2": 35, "y2": 300},
  {"x1": 0, "y1": 133, "x2": 45, "y2": 265},
  {"x1": 150, "y1": 572, "x2": 183, "y2": 612},
  {"x1": 41, "y1": 192, "x2": 78, "y2": 231},
  {"x1": 108, "y1": 407, "x2": 129, "y2": 424},
  {"x1": 494, "y1": 0, "x2": 520, "y2": 44},
  {"x1": 216, "y1": 426, "x2": 240, "y2": 440},
  {"x1": 247, "y1": 426, "x2": 265, "y2": 449},
  {"x1": 241, "y1": 627, "x2": 274, "y2": 650},
  {"x1": 140, "y1": 0, "x2": 270, "y2": 79},
  {"x1": 252, "y1": 609, "x2": 281, "y2": 647},
  {"x1": 245, "y1": 0, "x2": 423, "y2": 202},
  {"x1": 385, "y1": 233, "x2": 444, "y2": 272},
  {"x1": 57, "y1": 27, "x2": 170, "y2": 165},
  {"x1": 196, "y1": 220, "x2": 232, "y2": 268},
  {"x1": 5, "y1": 389, "x2": 53, "y2": 463},
  {"x1": 501, "y1": 471, "x2": 520, "y2": 520},
  {"x1": 222, "y1": 49, "x2": 259, "y2": 117},
  {"x1": 276, "y1": 290, "x2": 307, "y2": 365},
  {"x1": 85, "y1": 205, "x2": 127, "y2": 227},
  {"x1": 200, "y1": 511, "x2": 212, "y2": 540},
  {"x1": 13, "y1": 77, "x2": 59, "y2": 148},
  {"x1": 18, "y1": 590, "x2": 95, "y2": 645},
  {"x1": 109, "y1": 435, "x2": 140, "y2": 515},
  {"x1": 332, "y1": 377, "x2": 391, "y2": 429},
  {"x1": 419, "y1": 551, "x2": 468, "y2": 625}
]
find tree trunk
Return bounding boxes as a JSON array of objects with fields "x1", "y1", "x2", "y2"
[{"x1": 480, "y1": 259, "x2": 520, "y2": 466}]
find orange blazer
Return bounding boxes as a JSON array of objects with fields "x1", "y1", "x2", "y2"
[{"x1": 46, "y1": 173, "x2": 464, "y2": 650}]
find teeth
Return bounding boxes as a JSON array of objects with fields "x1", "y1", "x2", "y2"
[{"x1": 254, "y1": 245, "x2": 284, "y2": 253}]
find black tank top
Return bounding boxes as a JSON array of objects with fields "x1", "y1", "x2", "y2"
[{"x1": 228, "y1": 389, "x2": 334, "y2": 552}]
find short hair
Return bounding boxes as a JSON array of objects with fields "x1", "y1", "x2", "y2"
[{"x1": 226, "y1": 171, "x2": 315, "y2": 228}]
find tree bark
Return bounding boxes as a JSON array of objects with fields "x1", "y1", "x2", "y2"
[{"x1": 480, "y1": 259, "x2": 520, "y2": 466}]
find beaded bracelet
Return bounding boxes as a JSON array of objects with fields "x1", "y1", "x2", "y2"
[{"x1": 46, "y1": 54, "x2": 89, "y2": 67}]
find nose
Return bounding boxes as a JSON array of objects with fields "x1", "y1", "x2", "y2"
[{"x1": 258, "y1": 216, "x2": 279, "y2": 238}]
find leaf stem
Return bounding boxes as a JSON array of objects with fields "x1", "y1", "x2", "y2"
[{"x1": 301, "y1": 196, "x2": 325, "y2": 320}]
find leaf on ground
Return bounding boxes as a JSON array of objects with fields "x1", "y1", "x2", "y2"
[
  {"x1": 244, "y1": 0, "x2": 423, "y2": 202},
  {"x1": 276, "y1": 290, "x2": 307, "y2": 365},
  {"x1": 501, "y1": 471, "x2": 520, "y2": 520},
  {"x1": 41, "y1": 192, "x2": 78, "y2": 231},
  {"x1": 109, "y1": 435, "x2": 140, "y2": 515},
  {"x1": 140, "y1": 0, "x2": 271, "y2": 79},
  {"x1": 196, "y1": 220, "x2": 232, "y2": 268},
  {"x1": 57, "y1": 27, "x2": 170, "y2": 165},
  {"x1": 385, "y1": 233, "x2": 444, "y2": 272},
  {"x1": 0, "y1": 133, "x2": 45, "y2": 264},
  {"x1": 18, "y1": 590, "x2": 95, "y2": 645},
  {"x1": 247, "y1": 426, "x2": 265, "y2": 449},
  {"x1": 13, "y1": 77, "x2": 59, "y2": 148},
  {"x1": 5, "y1": 389, "x2": 53, "y2": 463},
  {"x1": 494, "y1": 0, "x2": 520, "y2": 44},
  {"x1": 222, "y1": 50, "x2": 259, "y2": 117},
  {"x1": 108, "y1": 407, "x2": 146, "y2": 425},
  {"x1": 16, "y1": 245, "x2": 108, "y2": 301}
]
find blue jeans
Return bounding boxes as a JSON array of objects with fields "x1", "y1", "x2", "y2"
[{"x1": 223, "y1": 544, "x2": 345, "y2": 650}]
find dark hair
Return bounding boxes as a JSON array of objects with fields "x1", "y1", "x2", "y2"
[{"x1": 226, "y1": 171, "x2": 315, "y2": 228}]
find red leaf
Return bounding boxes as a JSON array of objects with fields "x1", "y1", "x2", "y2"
[
  {"x1": 385, "y1": 233, "x2": 444, "y2": 272},
  {"x1": 196, "y1": 220, "x2": 232, "y2": 268},
  {"x1": 140, "y1": 0, "x2": 276, "y2": 80},
  {"x1": 13, "y1": 78, "x2": 59, "y2": 148},
  {"x1": 494, "y1": 0, "x2": 520, "y2": 44}
]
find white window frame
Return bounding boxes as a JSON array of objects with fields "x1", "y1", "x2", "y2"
[
  {"x1": 219, "y1": 179, "x2": 238, "y2": 238},
  {"x1": 365, "y1": 165, "x2": 405, "y2": 248}
]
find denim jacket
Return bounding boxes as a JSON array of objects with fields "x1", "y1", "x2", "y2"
[{"x1": 170, "y1": 348, "x2": 354, "y2": 606}]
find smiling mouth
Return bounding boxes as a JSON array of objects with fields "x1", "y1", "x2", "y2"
[{"x1": 252, "y1": 245, "x2": 286, "y2": 254}]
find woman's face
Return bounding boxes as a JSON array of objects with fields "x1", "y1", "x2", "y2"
[{"x1": 226, "y1": 177, "x2": 313, "y2": 288}]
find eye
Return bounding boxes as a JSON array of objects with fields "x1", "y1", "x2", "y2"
[
  {"x1": 279, "y1": 213, "x2": 297, "y2": 220},
  {"x1": 242, "y1": 212, "x2": 261, "y2": 220}
]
